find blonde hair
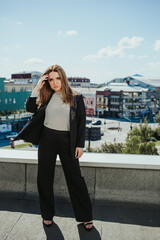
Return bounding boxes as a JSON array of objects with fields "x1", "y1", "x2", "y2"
[{"x1": 38, "y1": 64, "x2": 78, "y2": 107}]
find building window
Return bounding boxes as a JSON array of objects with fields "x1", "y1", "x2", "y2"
[
  {"x1": 20, "y1": 88, "x2": 24, "y2": 92},
  {"x1": 12, "y1": 88, "x2": 15, "y2": 92},
  {"x1": 5, "y1": 98, "x2": 8, "y2": 104},
  {"x1": 13, "y1": 98, "x2": 16, "y2": 104},
  {"x1": 9, "y1": 98, "x2": 12, "y2": 104}
]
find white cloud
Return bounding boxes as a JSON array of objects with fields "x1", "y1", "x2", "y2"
[
  {"x1": 4, "y1": 47, "x2": 9, "y2": 50},
  {"x1": 66, "y1": 30, "x2": 78, "y2": 35},
  {"x1": 57, "y1": 30, "x2": 78, "y2": 36},
  {"x1": 138, "y1": 55, "x2": 147, "y2": 59},
  {"x1": 4, "y1": 58, "x2": 10, "y2": 62},
  {"x1": 15, "y1": 45, "x2": 21, "y2": 49},
  {"x1": 98, "y1": 46, "x2": 124, "y2": 58},
  {"x1": 83, "y1": 36, "x2": 144, "y2": 61},
  {"x1": 57, "y1": 31, "x2": 63, "y2": 35},
  {"x1": 83, "y1": 54, "x2": 98, "y2": 61},
  {"x1": 25, "y1": 58, "x2": 43, "y2": 63},
  {"x1": 83, "y1": 46, "x2": 124, "y2": 61},
  {"x1": 147, "y1": 61, "x2": 160, "y2": 69},
  {"x1": 118, "y1": 36, "x2": 143, "y2": 49},
  {"x1": 129, "y1": 55, "x2": 135, "y2": 59},
  {"x1": 16, "y1": 21, "x2": 22, "y2": 25},
  {"x1": 154, "y1": 40, "x2": 160, "y2": 51}
]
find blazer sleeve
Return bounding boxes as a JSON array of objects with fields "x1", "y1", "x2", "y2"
[
  {"x1": 26, "y1": 96, "x2": 38, "y2": 113},
  {"x1": 76, "y1": 94, "x2": 86, "y2": 148}
]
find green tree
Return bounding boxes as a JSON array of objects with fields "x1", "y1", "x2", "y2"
[
  {"x1": 86, "y1": 142, "x2": 124, "y2": 153},
  {"x1": 154, "y1": 126, "x2": 160, "y2": 140},
  {"x1": 154, "y1": 111, "x2": 160, "y2": 125},
  {"x1": 123, "y1": 118, "x2": 158, "y2": 155}
]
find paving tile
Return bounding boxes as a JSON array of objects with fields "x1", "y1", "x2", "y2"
[{"x1": 1, "y1": 198, "x2": 160, "y2": 240}]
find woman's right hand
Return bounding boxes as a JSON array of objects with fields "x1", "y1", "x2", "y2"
[{"x1": 33, "y1": 74, "x2": 49, "y2": 94}]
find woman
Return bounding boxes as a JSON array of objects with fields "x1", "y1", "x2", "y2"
[{"x1": 14, "y1": 64, "x2": 93, "y2": 230}]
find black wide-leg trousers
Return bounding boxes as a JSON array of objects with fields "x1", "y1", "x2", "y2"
[{"x1": 37, "y1": 126, "x2": 92, "y2": 222}]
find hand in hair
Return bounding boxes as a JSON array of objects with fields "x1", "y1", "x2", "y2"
[{"x1": 33, "y1": 74, "x2": 49, "y2": 94}]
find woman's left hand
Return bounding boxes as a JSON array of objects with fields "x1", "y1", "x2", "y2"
[{"x1": 75, "y1": 147, "x2": 83, "y2": 159}]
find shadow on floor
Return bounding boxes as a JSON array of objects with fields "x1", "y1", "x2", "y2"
[
  {"x1": 43, "y1": 222, "x2": 65, "y2": 240},
  {"x1": 38, "y1": 222, "x2": 101, "y2": 240},
  {"x1": 0, "y1": 196, "x2": 160, "y2": 228}
]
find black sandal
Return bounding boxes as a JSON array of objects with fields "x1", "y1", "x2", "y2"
[
  {"x1": 42, "y1": 219, "x2": 53, "y2": 227},
  {"x1": 83, "y1": 222, "x2": 93, "y2": 231}
]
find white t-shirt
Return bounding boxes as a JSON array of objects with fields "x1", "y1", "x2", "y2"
[{"x1": 30, "y1": 90, "x2": 70, "y2": 131}]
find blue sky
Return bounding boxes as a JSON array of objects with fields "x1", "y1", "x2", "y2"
[{"x1": 0, "y1": 0, "x2": 160, "y2": 83}]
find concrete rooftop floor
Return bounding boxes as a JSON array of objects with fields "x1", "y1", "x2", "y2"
[{"x1": 0, "y1": 197, "x2": 160, "y2": 240}]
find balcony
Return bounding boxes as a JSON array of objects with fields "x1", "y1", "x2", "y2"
[
  {"x1": 110, "y1": 108, "x2": 119, "y2": 111},
  {"x1": 133, "y1": 102, "x2": 141, "y2": 105},
  {"x1": 110, "y1": 101, "x2": 120, "y2": 105},
  {"x1": 134, "y1": 96, "x2": 142, "y2": 100},
  {"x1": 0, "y1": 149, "x2": 160, "y2": 239},
  {"x1": 123, "y1": 109, "x2": 142, "y2": 113},
  {"x1": 123, "y1": 96, "x2": 133, "y2": 99},
  {"x1": 124, "y1": 102, "x2": 141, "y2": 106},
  {"x1": 110, "y1": 96, "x2": 119, "y2": 99},
  {"x1": 124, "y1": 102, "x2": 133, "y2": 106}
]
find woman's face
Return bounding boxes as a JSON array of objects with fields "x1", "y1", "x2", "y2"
[{"x1": 48, "y1": 71, "x2": 62, "y2": 92}]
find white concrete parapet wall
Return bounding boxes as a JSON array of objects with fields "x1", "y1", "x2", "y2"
[{"x1": 0, "y1": 149, "x2": 160, "y2": 206}]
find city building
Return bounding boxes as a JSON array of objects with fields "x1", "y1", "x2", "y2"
[
  {"x1": 96, "y1": 90, "x2": 110, "y2": 118},
  {"x1": 11, "y1": 71, "x2": 42, "y2": 84},
  {"x1": 68, "y1": 77, "x2": 90, "y2": 87},
  {"x1": 0, "y1": 78, "x2": 30, "y2": 112},
  {"x1": 98, "y1": 82, "x2": 158, "y2": 120},
  {"x1": 109, "y1": 83, "x2": 157, "y2": 119},
  {"x1": 0, "y1": 71, "x2": 92, "y2": 114},
  {"x1": 72, "y1": 87, "x2": 96, "y2": 117},
  {"x1": 107, "y1": 75, "x2": 160, "y2": 111}
]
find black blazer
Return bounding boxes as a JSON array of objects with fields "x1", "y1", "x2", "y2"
[{"x1": 14, "y1": 93, "x2": 86, "y2": 161}]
